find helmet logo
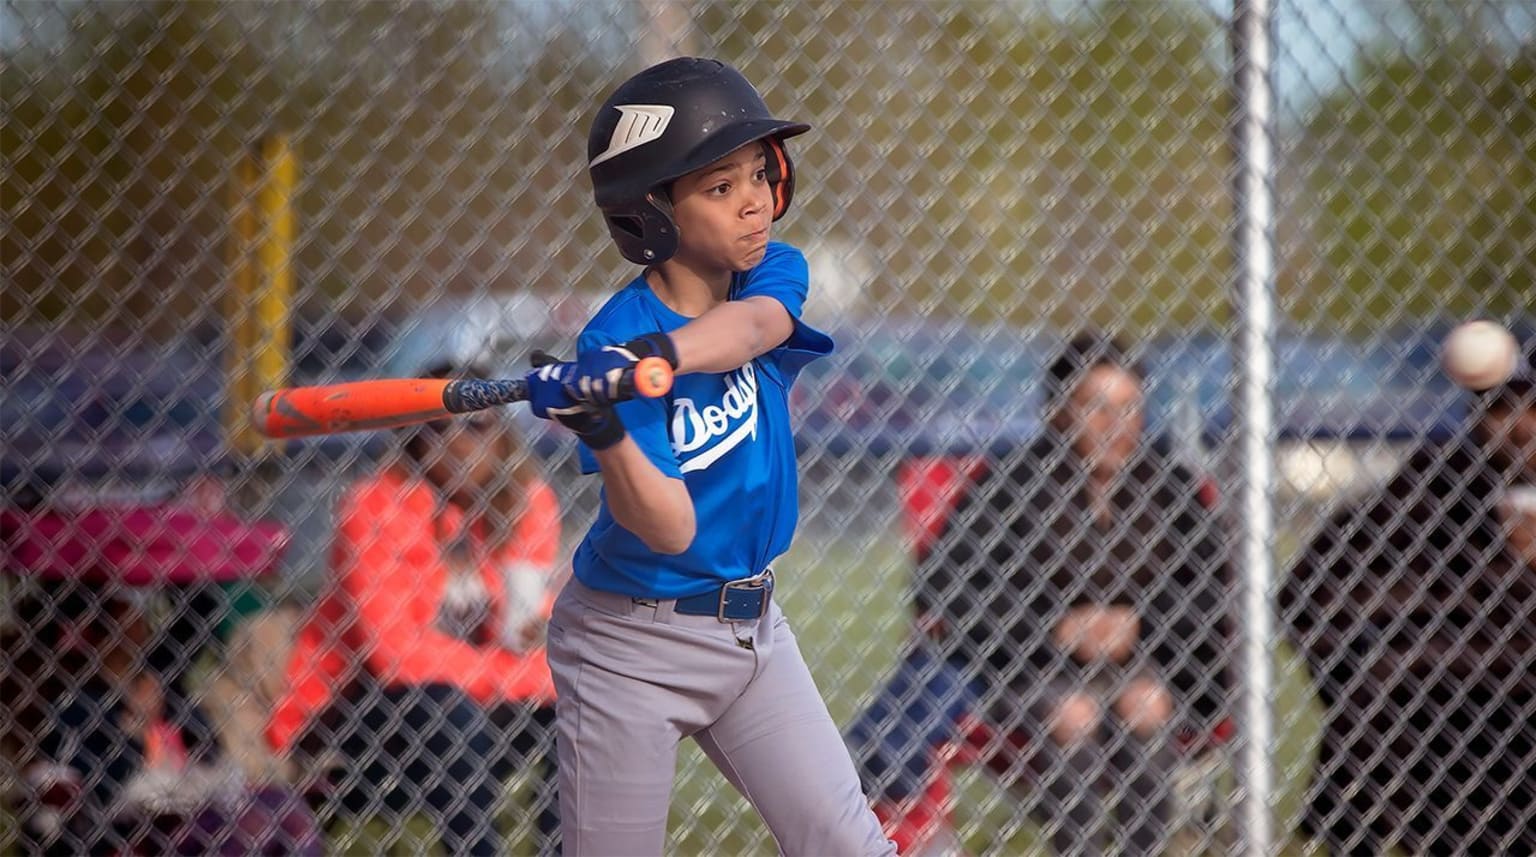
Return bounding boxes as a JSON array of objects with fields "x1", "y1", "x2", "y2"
[{"x1": 590, "y1": 104, "x2": 675, "y2": 167}]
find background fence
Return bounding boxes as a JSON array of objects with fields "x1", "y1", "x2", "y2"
[{"x1": 3, "y1": 1, "x2": 1534, "y2": 854}]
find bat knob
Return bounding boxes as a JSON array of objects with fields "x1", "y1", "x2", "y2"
[{"x1": 632, "y1": 357, "x2": 674, "y2": 398}]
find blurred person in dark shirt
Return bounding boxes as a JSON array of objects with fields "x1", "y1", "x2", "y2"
[
  {"x1": 851, "y1": 332, "x2": 1231, "y2": 856},
  {"x1": 1282, "y1": 340, "x2": 1536, "y2": 855}
]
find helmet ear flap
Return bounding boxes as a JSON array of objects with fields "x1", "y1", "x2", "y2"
[
  {"x1": 763, "y1": 137, "x2": 796, "y2": 221},
  {"x1": 603, "y1": 191, "x2": 679, "y2": 264}
]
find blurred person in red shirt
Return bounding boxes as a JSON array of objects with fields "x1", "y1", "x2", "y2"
[{"x1": 268, "y1": 362, "x2": 563, "y2": 856}]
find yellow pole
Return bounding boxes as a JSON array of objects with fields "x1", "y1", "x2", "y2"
[
  {"x1": 225, "y1": 135, "x2": 295, "y2": 456},
  {"x1": 254, "y1": 134, "x2": 295, "y2": 403},
  {"x1": 225, "y1": 148, "x2": 259, "y2": 456}
]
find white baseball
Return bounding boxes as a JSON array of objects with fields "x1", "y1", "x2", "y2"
[{"x1": 1441, "y1": 320, "x2": 1519, "y2": 391}]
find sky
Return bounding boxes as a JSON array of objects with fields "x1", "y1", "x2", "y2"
[{"x1": 1266, "y1": 0, "x2": 1536, "y2": 116}]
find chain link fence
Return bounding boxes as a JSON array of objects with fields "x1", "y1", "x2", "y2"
[{"x1": 4, "y1": 1, "x2": 1534, "y2": 854}]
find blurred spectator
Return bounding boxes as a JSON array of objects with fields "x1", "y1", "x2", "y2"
[
  {"x1": 1282, "y1": 341, "x2": 1536, "y2": 855},
  {"x1": 267, "y1": 362, "x2": 563, "y2": 856},
  {"x1": 849, "y1": 332, "x2": 1230, "y2": 856},
  {"x1": 4, "y1": 582, "x2": 321, "y2": 856},
  {"x1": 201, "y1": 606, "x2": 303, "y2": 786},
  {"x1": 2, "y1": 493, "x2": 316, "y2": 856}
]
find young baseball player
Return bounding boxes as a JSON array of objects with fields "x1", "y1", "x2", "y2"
[{"x1": 523, "y1": 57, "x2": 895, "y2": 856}]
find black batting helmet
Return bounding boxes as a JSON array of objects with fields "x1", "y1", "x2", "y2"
[{"x1": 587, "y1": 57, "x2": 810, "y2": 265}]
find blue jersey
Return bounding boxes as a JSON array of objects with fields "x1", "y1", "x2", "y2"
[{"x1": 571, "y1": 242, "x2": 833, "y2": 599}]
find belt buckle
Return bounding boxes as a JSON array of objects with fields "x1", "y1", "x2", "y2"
[{"x1": 717, "y1": 568, "x2": 773, "y2": 622}]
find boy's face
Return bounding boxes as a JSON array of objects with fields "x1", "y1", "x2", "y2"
[{"x1": 667, "y1": 142, "x2": 774, "y2": 273}]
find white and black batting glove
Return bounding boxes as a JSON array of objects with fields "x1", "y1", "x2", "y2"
[
  {"x1": 526, "y1": 352, "x2": 627, "y2": 450},
  {"x1": 566, "y1": 332, "x2": 678, "y2": 406}
]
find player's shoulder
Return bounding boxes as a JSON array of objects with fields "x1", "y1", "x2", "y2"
[
  {"x1": 755, "y1": 241, "x2": 807, "y2": 275},
  {"x1": 731, "y1": 241, "x2": 809, "y2": 303},
  {"x1": 579, "y1": 274, "x2": 655, "y2": 346}
]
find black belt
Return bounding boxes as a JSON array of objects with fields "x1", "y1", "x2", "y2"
[{"x1": 665, "y1": 569, "x2": 774, "y2": 621}]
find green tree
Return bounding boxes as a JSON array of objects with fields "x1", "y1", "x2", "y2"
[
  {"x1": 2, "y1": 1, "x2": 631, "y2": 334},
  {"x1": 698, "y1": 0, "x2": 1232, "y2": 332},
  {"x1": 1293, "y1": 35, "x2": 1535, "y2": 327}
]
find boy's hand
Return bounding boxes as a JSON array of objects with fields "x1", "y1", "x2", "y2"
[
  {"x1": 526, "y1": 352, "x2": 627, "y2": 450},
  {"x1": 524, "y1": 358, "x2": 585, "y2": 420},
  {"x1": 567, "y1": 333, "x2": 679, "y2": 405}
]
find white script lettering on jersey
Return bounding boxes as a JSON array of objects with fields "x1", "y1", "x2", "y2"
[{"x1": 671, "y1": 363, "x2": 759, "y2": 474}]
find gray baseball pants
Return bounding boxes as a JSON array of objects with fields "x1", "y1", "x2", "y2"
[{"x1": 546, "y1": 577, "x2": 896, "y2": 857}]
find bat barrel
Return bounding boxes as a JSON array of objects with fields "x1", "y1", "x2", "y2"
[{"x1": 253, "y1": 378, "x2": 454, "y2": 438}]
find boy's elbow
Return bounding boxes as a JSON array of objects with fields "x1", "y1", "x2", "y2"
[
  {"x1": 612, "y1": 482, "x2": 695, "y2": 554},
  {"x1": 755, "y1": 306, "x2": 794, "y2": 354},
  {"x1": 645, "y1": 534, "x2": 694, "y2": 562},
  {"x1": 643, "y1": 523, "x2": 695, "y2": 556},
  {"x1": 738, "y1": 296, "x2": 793, "y2": 357},
  {"x1": 648, "y1": 537, "x2": 693, "y2": 556}
]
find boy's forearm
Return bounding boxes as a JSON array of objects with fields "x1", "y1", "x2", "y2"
[
  {"x1": 668, "y1": 296, "x2": 793, "y2": 374},
  {"x1": 591, "y1": 439, "x2": 696, "y2": 555}
]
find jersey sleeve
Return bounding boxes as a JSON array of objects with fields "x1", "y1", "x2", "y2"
[
  {"x1": 735, "y1": 242, "x2": 811, "y2": 317},
  {"x1": 574, "y1": 326, "x2": 683, "y2": 478},
  {"x1": 734, "y1": 242, "x2": 834, "y2": 384}
]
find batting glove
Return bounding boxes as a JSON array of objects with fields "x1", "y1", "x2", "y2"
[
  {"x1": 526, "y1": 352, "x2": 627, "y2": 450},
  {"x1": 566, "y1": 332, "x2": 679, "y2": 406}
]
